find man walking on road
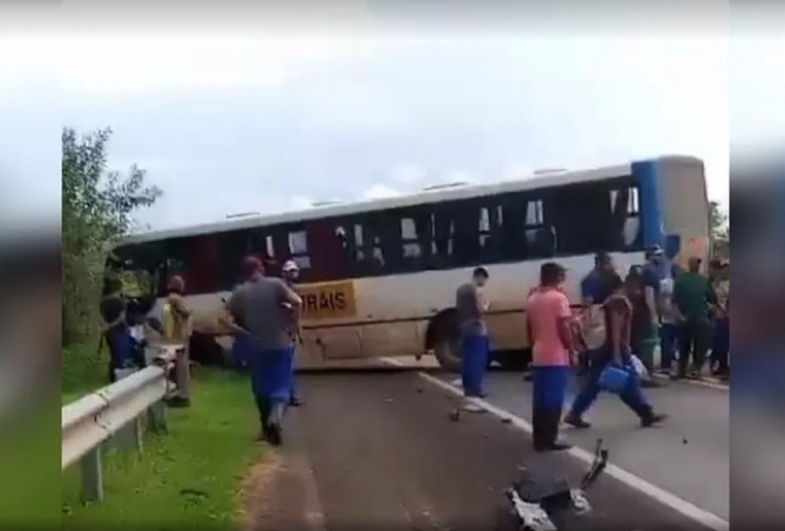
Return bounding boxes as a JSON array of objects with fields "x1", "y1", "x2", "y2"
[
  {"x1": 672, "y1": 256, "x2": 716, "y2": 379},
  {"x1": 282, "y1": 260, "x2": 303, "y2": 407},
  {"x1": 564, "y1": 272, "x2": 666, "y2": 429},
  {"x1": 226, "y1": 256, "x2": 302, "y2": 446},
  {"x1": 527, "y1": 262, "x2": 574, "y2": 452},
  {"x1": 456, "y1": 267, "x2": 490, "y2": 398}
]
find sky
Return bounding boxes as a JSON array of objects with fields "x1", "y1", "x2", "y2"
[{"x1": 1, "y1": 3, "x2": 782, "y2": 233}]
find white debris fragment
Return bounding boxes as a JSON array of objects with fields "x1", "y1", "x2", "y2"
[
  {"x1": 570, "y1": 489, "x2": 592, "y2": 515},
  {"x1": 508, "y1": 488, "x2": 557, "y2": 531}
]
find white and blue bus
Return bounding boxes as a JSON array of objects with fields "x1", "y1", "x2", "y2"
[{"x1": 107, "y1": 155, "x2": 710, "y2": 370}]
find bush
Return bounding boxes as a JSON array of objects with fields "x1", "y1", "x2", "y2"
[{"x1": 62, "y1": 127, "x2": 162, "y2": 389}]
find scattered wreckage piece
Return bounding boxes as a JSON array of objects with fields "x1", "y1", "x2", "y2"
[{"x1": 507, "y1": 439, "x2": 608, "y2": 530}]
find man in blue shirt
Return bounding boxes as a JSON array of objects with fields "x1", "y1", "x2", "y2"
[{"x1": 581, "y1": 252, "x2": 615, "y2": 306}]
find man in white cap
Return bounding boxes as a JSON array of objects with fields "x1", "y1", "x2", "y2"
[{"x1": 282, "y1": 260, "x2": 303, "y2": 406}]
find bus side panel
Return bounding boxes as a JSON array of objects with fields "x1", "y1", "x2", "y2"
[
  {"x1": 655, "y1": 157, "x2": 711, "y2": 269},
  {"x1": 632, "y1": 159, "x2": 665, "y2": 249}
]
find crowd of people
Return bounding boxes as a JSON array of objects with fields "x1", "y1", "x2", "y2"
[
  {"x1": 455, "y1": 245, "x2": 729, "y2": 452},
  {"x1": 99, "y1": 255, "x2": 306, "y2": 445},
  {"x1": 100, "y1": 242, "x2": 727, "y2": 451}
]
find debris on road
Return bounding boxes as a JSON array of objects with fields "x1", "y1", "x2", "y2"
[
  {"x1": 385, "y1": 398, "x2": 395, "y2": 403},
  {"x1": 461, "y1": 403, "x2": 485, "y2": 413},
  {"x1": 449, "y1": 410, "x2": 461, "y2": 422},
  {"x1": 507, "y1": 439, "x2": 608, "y2": 530},
  {"x1": 501, "y1": 417, "x2": 513, "y2": 424},
  {"x1": 682, "y1": 437, "x2": 688, "y2": 445},
  {"x1": 417, "y1": 387, "x2": 424, "y2": 394}
]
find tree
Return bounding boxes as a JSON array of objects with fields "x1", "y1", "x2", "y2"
[
  {"x1": 62, "y1": 127, "x2": 162, "y2": 344},
  {"x1": 709, "y1": 200, "x2": 729, "y2": 260}
]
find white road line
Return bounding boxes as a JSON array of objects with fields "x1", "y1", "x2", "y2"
[{"x1": 416, "y1": 370, "x2": 729, "y2": 531}]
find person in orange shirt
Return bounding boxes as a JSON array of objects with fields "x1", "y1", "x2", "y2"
[{"x1": 526, "y1": 262, "x2": 575, "y2": 452}]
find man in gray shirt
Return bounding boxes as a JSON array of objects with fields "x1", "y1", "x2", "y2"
[
  {"x1": 456, "y1": 266, "x2": 490, "y2": 398},
  {"x1": 227, "y1": 256, "x2": 302, "y2": 446}
]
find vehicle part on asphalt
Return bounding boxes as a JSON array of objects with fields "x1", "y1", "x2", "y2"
[{"x1": 507, "y1": 439, "x2": 608, "y2": 529}]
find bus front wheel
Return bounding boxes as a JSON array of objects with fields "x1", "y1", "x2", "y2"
[{"x1": 433, "y1": 337, "x2": 462, "y2": 373}]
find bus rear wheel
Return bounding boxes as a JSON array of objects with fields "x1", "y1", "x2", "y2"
[{"x1": 433, "y1": 337, "x2": 462, "y2": 373}]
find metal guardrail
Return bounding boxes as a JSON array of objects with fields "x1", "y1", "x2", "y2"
[{"x1": 62, "y1": 343, "x2": 190, "y2": 503}]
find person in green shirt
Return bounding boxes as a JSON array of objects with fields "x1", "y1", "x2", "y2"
[{"x1": 672, "y1": 257, "x2": 717, "y2": 379}]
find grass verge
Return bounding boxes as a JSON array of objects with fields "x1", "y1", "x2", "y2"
[{"x1": 62, "y1": 368, "x2": 263, "y2": 530}]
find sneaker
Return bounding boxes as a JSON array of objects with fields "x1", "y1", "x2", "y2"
[
  {"x1": 641, "y1": 412, "x2": 667, "y2": 428},
  {"x1": 563, "y1": 414, "x2": 591, "y2": 429}
]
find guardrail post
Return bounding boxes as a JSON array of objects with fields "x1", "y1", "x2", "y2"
[
  {"x1": 147, "y1": 400, "x2": 167, "y2": 433},
  {"x1": 116, "y1": 416, "x2": 143, "y2": 453},
  {"x1": 80, "y1": 446, "x2": 103, "y2": 503},
  {"x1": 174, "y1": 345, "x2": 191, "y2": 406}
]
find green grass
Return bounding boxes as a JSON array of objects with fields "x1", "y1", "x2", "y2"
[
  {"x1": 62, "y1": 339, "x2": 107, "y2": 400},
  {"x1": 62, "y1": 369, "x2": 264, "y2": 530}
]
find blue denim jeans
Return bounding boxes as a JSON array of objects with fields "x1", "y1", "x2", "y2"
[
  {"x1": 569, "y1": 355, "x2": 652, "y2": 419},
  {"x1": 461, "y1": 334, "x2": 489, "y2": 397},
  {"x1": 659, "y1": 323, "x2": 681, "y2": 371}
]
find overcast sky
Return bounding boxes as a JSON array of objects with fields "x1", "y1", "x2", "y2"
[{"x1": 1, "y1": 4, "x2": 782, "y2": 233}]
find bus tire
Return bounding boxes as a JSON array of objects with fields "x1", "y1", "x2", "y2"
[
  {"x1": 433, "y1": 336, "x2": 462, "y2": 373},
  {"x1": 426, "y1": 309, "x2": 462, "y2": 373}
]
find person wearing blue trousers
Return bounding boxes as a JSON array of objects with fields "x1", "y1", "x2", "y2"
[
  {"x1": 226, "y1": 256, "x2": 302, "y2": 446},
  {"x1": 457, "y1": 267, "x2": 491, "y2": 398},
  {"x1": 565, "y1": 272, "x2": 667, "y2": 429},
  {"x1": 527, "y1": 262, "x2": 575, "y2": 451}
]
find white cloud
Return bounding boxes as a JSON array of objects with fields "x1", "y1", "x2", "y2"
[
  {"x1": 360, "y1": 184, "x2": 403, "y2": 201},
  {"x1": 390, "y1": 163, "x2": 427, "y2": 186},
  {"x1": 288, "y1": 195, "x2": 315, "y2": 211},
  {"x1": 501, "y1": 163, "x2": 535, "y2": 182}
]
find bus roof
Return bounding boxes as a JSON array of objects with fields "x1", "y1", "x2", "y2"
[{"x1": 119, "y1": 155, "x2": 702, "y2": 246}]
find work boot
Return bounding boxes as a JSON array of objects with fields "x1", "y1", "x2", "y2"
[
  {"x1": 266, "y1": 402, "x2": 285, "y2": 446},
  {"x1": 563, "y1": 412, "x2": 591, "y2": 429},
  {"x1": 641, "y1": 411, "x2": 668, "y2": 428}
]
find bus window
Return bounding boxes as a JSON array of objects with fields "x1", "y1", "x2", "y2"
[{"x1": 288, "y1": 230, "x2": 311, "y2": 271}]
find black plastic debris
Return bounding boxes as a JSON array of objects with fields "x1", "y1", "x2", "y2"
[{"x1": 506, "y1": 439, "x2": 608, "y2": 530}]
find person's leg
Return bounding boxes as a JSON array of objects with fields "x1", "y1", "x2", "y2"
[
  {"x1": 461, "y1": 335, "x2": 473, "y2": 395},
  {"x1": 565, "y1": 359, "x2": 604, "y2": 427},
  {"x1": 290, "y1": 346, "x2": 301, "y2": 406},
  {"x1": 462, "y1": 335, "x2": 484, "y2": 397},
  {"x1": 659, "y1": 323, "x2": 675, "y2": 372},
  {"x1": 542, "y1": 366, "x2": 571, "y2": 450},
  {"x1": 693, "y1": 320, "x2": 710, "y2": 376},
  {"x1": 713, "y1": 319, "x2": 730, "y2": 375},
  {"x1": 677, "y1": 321, "x2": 693, "y2": 378},
  {"x1": 530, "y1": 366, "x2": 553, "y2": 451},
  {"x1": 265, "y1": 348, "x2": 295, "y2": 446},
  {"x1": 618, "y1": 370, "x2": 666, "y2": 426},
  {"x1": 476, "y1": 335, "x2": 490, "y2": 397}
]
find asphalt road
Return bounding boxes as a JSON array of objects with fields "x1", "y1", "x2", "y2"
[
  {"x1": 432, "y1": 370, "x2": 729, "y2": 522},
  {"x1": 244, "y1": 367, "x2": 723, "y2": 531}
]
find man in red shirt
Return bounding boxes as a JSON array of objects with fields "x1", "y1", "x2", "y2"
[{"x1": 526, "y1": 262, "x2": 574, "y2": 452}]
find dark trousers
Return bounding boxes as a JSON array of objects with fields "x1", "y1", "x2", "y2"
[
  {"x1": 678, "y1": 319, "x2": 710, "y2": 375},
  {"x1": 461, "y1": 334, "x2": 489, "y2": 397},
  {"x1": 568, "y1": 354, "x2": 653, "y2": 420},
  {"x1": 531, "y1": 366, "x2": 570, "y2": 449},
  {"x1": 659, "y1": 323, "x2": 681, "y2": 371},
  {"x1": 711, "y1": 319, "x2": 730, "y2": 373}
]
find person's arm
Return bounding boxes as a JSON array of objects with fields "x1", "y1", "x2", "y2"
[
  {"x1": 277, "y1": 279, "x2": 303, "y2": 327},
  {"x1": 170, "y1": 294, "x2": 192, "y2": 318},
  {"x1": 556, "y1": 294, "x2": 574, "y2": 360},
  {"x1": 609, "y1": 303, "x2": 624, "y2": 365}
]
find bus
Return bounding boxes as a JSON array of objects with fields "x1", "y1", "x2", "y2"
[{"x1": 106, "y1": 155, "x2": 710, "y2": 371}]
